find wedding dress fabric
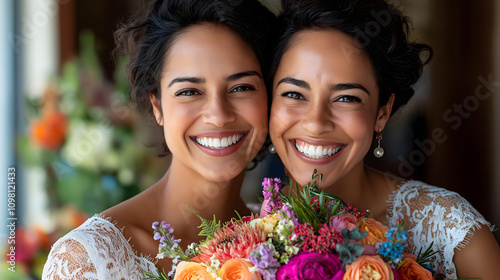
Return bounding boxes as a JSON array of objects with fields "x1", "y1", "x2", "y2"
[
  {"x1": 387, "y1": 180, "x2": 494, "y2": 279},
  {"x1": 42, "y1": 215, "x2": 157, "y2": 280}
]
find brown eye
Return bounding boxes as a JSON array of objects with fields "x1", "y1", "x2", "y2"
[
  {"x1": 336, "y1": 95, "x2": 361, "y2": 103},
  {"x1": 175, "y1": 89, "x2": 201, "y2": 96},
  {"x1": 282, "y1": 91, "x2": 305, "y2": 100},
  {"x1": 231, "y1": 85, "x2": 255, "y2": 93}
]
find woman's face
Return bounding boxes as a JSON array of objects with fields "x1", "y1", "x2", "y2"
[
  {"x1": 270, "y1": 29, "x2": 393, "y2": 187},
  {"x1": 151, "y1": 23, "x2": 268, "y2": 182}
]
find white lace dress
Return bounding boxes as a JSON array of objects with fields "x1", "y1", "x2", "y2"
[
  {"x1": 42, "y1": 215, "x2": 157, "y2": 280},
  {"x1": 387, "y1": 180, "x2": 494, "y2": 279}
]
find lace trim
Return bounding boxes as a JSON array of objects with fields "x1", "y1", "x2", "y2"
[
  {"x1": 93, "y1": 213, "x2": 158, "y2": 266},
  {"x1": 42, "y1": 214, "x2": 158, "y2": 279},
  {"x1": 386, "y1": 180, "x2": 494, "y2": 279}
]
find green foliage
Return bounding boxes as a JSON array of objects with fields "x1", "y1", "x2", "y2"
[
  {"x1": 415, "y1": 241, "x2": 438, "y2": 268},
  {"x1": 143, "y1": 268, "x2": 170, "y2": 280},
  {"x1": 188, "y1": 206, "x2": 221, "y2": 240},
  {"x1": 280, "y1": 169, "x2": 347, "y2": 231}
]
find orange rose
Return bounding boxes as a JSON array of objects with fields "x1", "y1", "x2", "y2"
[
  {"x1": 397, "y1": 257, "x2": 433, "y2": 280},
  {"x1": 344, "y1": 255, "x2": 394, "y2": 280},
  {"x1": 357, "y1": 218, "x2": 389, "y2": 246},
  {"x1": 174, "y1": 261, "x2": 215, "y2": 280},
  {"x1": 219, "y1": 258, "x2": 261, "y2": 280}
]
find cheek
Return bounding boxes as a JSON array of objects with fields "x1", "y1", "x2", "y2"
[
  {"x1": 161, "y1": 105, "x2": 196, "y2": 145},
  {"x1": 270, "y1": 101, "x2": 298, "y2": 138},
  {"x1": 342, "y1": 113, "x2": 375, "y2": 148}
]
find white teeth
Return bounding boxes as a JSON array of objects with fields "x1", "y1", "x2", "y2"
[
  {"x1": 295, "y1": 142, "x2": 344, "y2": 159},
  {"x1": 195, "y1": 134, "x2": 244, "y2": 149}
]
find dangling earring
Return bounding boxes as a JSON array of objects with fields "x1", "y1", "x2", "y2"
[
  {"x1": 373, "y1": 129, "x2": 384, "y2": 158},
  {"x1": 268, "y1": 144, "x2": 277, "y2": 154}
]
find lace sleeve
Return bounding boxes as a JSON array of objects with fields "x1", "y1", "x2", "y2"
[
  {"x1": 387, "y1": 181, "x2": 494, "y2": 279},
  {"x1": 42, "y1": 215, "x2": 158, "y2": 280},
  {"x1": 42, "y1": 238, "x2": 98, "y2": 279}
]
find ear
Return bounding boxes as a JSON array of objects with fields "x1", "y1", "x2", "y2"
[
  {"x1": 149, "y1": 93, "x2": 164, "y2": 126},
  {"x1": 374, "y1": 93, "x2": 395, "y2": 132}
]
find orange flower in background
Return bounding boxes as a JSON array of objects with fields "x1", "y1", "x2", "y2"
[
  {"x1": 397, "y1": 256, "x2": 434, "y2": 280},
  {"x1": 30, "y1": 111, "x2": 67, "y2": 151},
  {"x1": 219, "y1": 259, "x2": 261, "y2": 280},
  {"x1": 344, "y1": 255, "x2": 394, "y2": 280},
  {"x1": 174, "y1": 262, "x2": 215, "y2": 280},
  {"x1": 30, "y1": 84, "x2": 67, "y2": 151},
  {"x1": 357, "y1": 217, "x2": 389, "y2": 246}
]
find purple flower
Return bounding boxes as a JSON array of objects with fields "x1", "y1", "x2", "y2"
[
  {"x1": 162, "y1": 221, "x2": 170, "y2": 229},
  {"x1": 152, "y1": 221, "x2": 159, "y2": 229},
  {"x1": 249, "y1": 243, "x2": 281, "y2": 280},
  {"x1": 276, "y1": 252, "x2": 344, "y2": 280},
  {"x1": 260, "y1": 178, "x2": 283, "y2": 216},
  {"x1": 153, "y1": 232, "x2": 161, "y2": 240}
]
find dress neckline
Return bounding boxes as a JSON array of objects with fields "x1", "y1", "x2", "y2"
[{"x1": 91, "y1": 214, "x2": 158, "y2": 267}]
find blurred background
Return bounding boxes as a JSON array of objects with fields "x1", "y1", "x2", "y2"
[{"x1": 1, "y1": 0, "x2": 499, "y2": 278}]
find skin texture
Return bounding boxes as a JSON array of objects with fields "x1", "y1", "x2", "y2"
[
  {"x1": 270, "y1": 29, "x2": 500, "y2": 278},
  {"x1": 103, "y1": 23, "x2": 268, "y2": 270}
]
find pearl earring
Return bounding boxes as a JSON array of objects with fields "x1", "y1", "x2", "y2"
[
  {"x1": 373, "y1": 129, "x2": 384, "y2": 158},
  {"x1": 268, "y1": 144, "x2": 277, "y2": 154}
]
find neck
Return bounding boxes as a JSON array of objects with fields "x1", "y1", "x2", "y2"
[
  {"x1": 157, "y1": 158, "x2": 250, "y2": 228},
  {"x1": 285, "y1": 162, "x2": 374, "y2": 210}
]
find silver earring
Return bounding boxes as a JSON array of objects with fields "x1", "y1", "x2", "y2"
[
  {"x1": 373, "y1": 129, "x2": 384, "y2": 158},
  {"x1": 268, "y1": 144, "x2": 277, "y2": 154}
]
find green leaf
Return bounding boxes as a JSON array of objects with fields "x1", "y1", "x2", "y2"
[
  {"x1": 143, "y1": 268, "x2": 170, "y2": 280},
  {"x1": 188, "y1": 206, "x2": 221, "y2": 239}
]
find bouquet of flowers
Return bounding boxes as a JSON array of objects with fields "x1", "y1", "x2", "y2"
[{"x1": 145, "y1": 171, "x2": 437, "y2": 280}]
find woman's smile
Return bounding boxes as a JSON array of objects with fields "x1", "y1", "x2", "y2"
[
  {"x1": 190, "y1": 131, "x2": 248, "y2": 157},
  {"x1": 291, "y1": 139, "x2": 345, "y2": 162}
]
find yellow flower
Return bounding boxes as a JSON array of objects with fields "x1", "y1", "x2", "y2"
[
  {"x1": 250, "y1": 214, "x2": 279, "y2": 236},
  {"x1": 174, "y1": 261, "x2": 215, "y2": 280},
  {"x1": 219, "y1": 258, "x2": 261, "y2": 280}
]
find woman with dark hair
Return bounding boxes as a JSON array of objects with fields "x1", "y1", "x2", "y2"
[
  {"x1": 268, "y1": 0, "x2": 500, "y2": 278},
  {"x1": 42, "y1": 0, "x2": 275, "y2": 278}
]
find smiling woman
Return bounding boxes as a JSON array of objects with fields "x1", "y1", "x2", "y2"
[
  {"x1": 268, "y1": 0, "x2": 500, "y2": 279},
  {"x1": 41, "y1": 0, "x2": 276, "y2": 279}
]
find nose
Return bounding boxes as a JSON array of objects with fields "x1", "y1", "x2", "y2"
[
  {"x1": 301, "y1": 102, "x2": 334, "y2": 135},
  {"x1": 202, "y1": 95, "x2": 236, "y2": 127}
]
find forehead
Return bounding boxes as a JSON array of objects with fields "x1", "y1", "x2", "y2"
[
  {"x1": 276, "y1": 29, "x2": 376, "y2": 88},
  {"x1": 162, "y1": 23, "x2": 260, "y2": 77}
]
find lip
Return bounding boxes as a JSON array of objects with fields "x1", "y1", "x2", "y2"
[
  {"x1": 290, "y1": 138, "x2": 345, "y2": 164},
  {"x1": 190, "y1": 131, "x2": 248, "y2": 157}
]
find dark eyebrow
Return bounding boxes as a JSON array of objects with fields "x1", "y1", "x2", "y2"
[
  {"x1": 276, "y1": 77, "x2": 311, "y2": 90},
  {"x1": 168, "y1": 77, "x2": 205, "y2": 88},
  {"x1": 226, "y1": 71, "x2": 262, "y2": 82},
  {"x1": 330, "y1": 83, "x2": 370, "y2": 95}
]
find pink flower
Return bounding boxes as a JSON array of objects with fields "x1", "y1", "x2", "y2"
[
  {"x1": 329, "y1": 213, "x2": 358, "y2": 232},
  {"x1": 276, "y1": 252, "x2": 344, "y2": 280},
  {"x1": 192, "y1": 223, "x2": 266, "y2": 265}
]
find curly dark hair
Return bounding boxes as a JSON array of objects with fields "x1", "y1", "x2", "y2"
[
  {"x1": 114, "y1": 0, "x2": 276, "y2": 156},
  {"x1": 272, "y1": 0, "x2": 432, "y2": 114}
]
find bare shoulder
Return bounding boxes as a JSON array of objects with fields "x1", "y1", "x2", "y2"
[
  {"x1": 453, "y1": 225, "x2": 500, "y2": 278},
  {"x1": 365, "y1": 166, "x2": 403, "y2": 193},
  {"x1": 101, "y1": 185, "x2": 158, "y2": 230}
]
